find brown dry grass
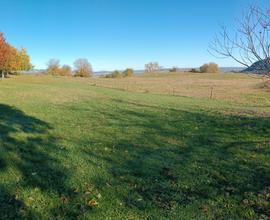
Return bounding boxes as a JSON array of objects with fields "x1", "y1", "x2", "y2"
[{"x1": 90, "y1": 72, "x2": 270, "y2": 105}]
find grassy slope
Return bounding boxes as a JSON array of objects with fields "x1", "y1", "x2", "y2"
[{"x1": 0, "y1": 75, "x2": 269, "y2": 219}]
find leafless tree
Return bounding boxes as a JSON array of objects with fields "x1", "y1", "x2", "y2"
[
  {"x1": 209, "y1": 5, "x2": 270, "y2": 77},
  {"x1": 74, "y1": 58, "x2": 93, "y2": 77},
  {"x1": 145, "y1": 62, "x2": 161, "y2": 73},
  {"x1": 46, "y1": 59, "x2": 60, "y2": 75}
]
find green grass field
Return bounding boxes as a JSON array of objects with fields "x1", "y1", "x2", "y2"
[{"x1": 0, "y1": 74, "x2": 269, "y2": 219}]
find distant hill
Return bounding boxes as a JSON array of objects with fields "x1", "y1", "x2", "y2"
[{"x1": 242, "y1": 59, "x2": 270, "y2": 74}]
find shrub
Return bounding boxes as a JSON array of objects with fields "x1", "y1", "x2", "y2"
[
  {"x1": 104, "y1": 73, "x2": 111, "y2": 78},
  {"x1": 111, "y1": 70, "x2": 122, "y2": 78},
  {"x1": 123, "y1": 68, "x2": 134, "y2": 77},
  {"x1": 46, "y1": 60, "x2": 73, "y2": 76},
  {"x1": 105, "y1": 69, "x2": 134, "y2": 78},
  {"x1": 189, "y1": 68, "x2": 200, "y2": 73},
  {"x1": 169, "y1": 67, "x2": 179, "y2": 72},
  {"x1": 105, "y1": 71, "x2": 120, "y2": 78},
  {"x1": 59, "y1": 65, "x2": 72, "y2": 76},
  {"x1": 200, "y1": 63, "x2": 219, "y2": 73}
]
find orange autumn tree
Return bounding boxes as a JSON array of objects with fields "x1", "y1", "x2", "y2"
[
  {"x1": 7, "y1": 46, "x2": 21, "y2": 74},
  {"x1": 0, "y1": 32, "x2": 32, "y2": 78},
  {"x1": 17, "y1": 48, "x2": 33, "y2": 71},
  {"x1": 0, "y1": 32, "x2": 12, "y2": 77}
]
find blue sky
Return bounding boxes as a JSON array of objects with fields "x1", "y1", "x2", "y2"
[{"x1": 0, "y1": 0, "x2": 268, "y2": 71}]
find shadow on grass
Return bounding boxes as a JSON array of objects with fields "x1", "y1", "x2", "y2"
[
  {"x1": 82, "y1": 99, "x2": 270, "y2": 219},
  {"x1": 0, "y1": 104, "x2": 78, "y2": 219}
]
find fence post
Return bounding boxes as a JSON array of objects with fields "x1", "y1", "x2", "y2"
[{"x1": 210, "y1": 86, "x2": 214, "y2": 99}]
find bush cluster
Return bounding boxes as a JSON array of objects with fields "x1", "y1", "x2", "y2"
[
  {"x1": 169, "y1": 67, "x2": 179, "y2": 72},
  {"x1": 105, "y1": 68, "x2": 134, "y2": 78},
  {"x1": 200, "y1": 63, "x2": 219, "y2": 73},
  {"x1": 189, "y1": 68, "x2": 200, "y2": 73},
  {"x1": 46, "y1": 58, "x2": 92, "y2": 77}
]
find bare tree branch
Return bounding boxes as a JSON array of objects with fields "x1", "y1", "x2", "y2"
[{"x1": 209, "y1": 5, "x2": 270, "y2": 77}]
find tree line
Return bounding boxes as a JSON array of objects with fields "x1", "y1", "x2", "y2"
[
  {"x1": 144, "y1": 62, "x2": 219, "y2": 73},
  {"x1": 0, "y1": 31, "x2": 220, "y2": 79},
  {"x1": 46, "y1": 58, "x2": 93, "y2": 77},
  {"x1": 105, "y1": 68, "x2": 134, "y2": 78},
  {"x1": 46, "y1": 60, "x2": 137, "y2": 78},
  {"x1": 0, "y1": 33, "x2": 32, "y2": 78}
]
